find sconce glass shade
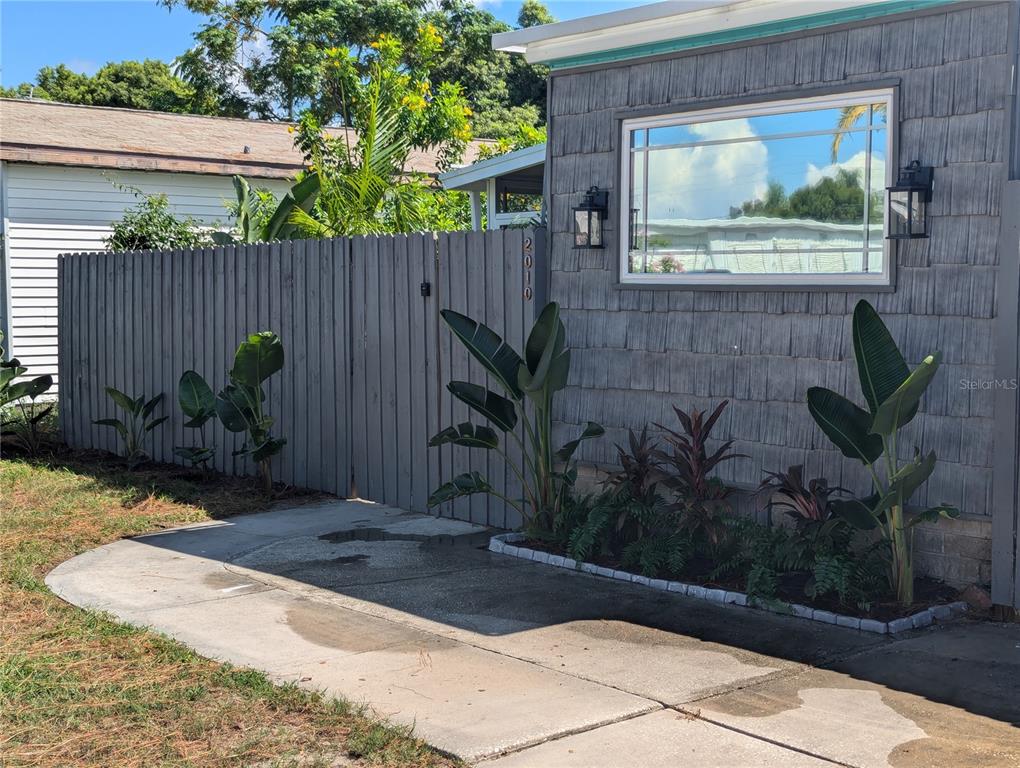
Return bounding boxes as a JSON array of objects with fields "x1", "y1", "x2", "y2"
[
  {"x1": 572, "y1": 186, "x2": 608, "y2": 249},
  {"x1": 887, "y1": 161, "x2": 933, "y2": 240}
]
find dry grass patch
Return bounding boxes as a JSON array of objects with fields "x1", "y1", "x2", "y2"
[{"x1": 0, "y1": 453, "x2": 460, "y2": 768}]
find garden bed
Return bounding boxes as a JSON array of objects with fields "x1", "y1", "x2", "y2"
[{"x1": 491, "y1": 533, "x2": 968, "y2": 635}]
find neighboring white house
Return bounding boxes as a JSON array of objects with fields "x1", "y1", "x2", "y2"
[{"x1": 0, "y1": 98, "x2": 483, "y2": 387}]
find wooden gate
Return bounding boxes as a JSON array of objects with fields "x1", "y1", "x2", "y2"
[{"x1": 348, "y1": 229, "x2": 544, "y2": 528}]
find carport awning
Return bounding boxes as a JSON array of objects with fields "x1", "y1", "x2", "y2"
[{"x1": 438, "y1": 143, "x2": 546, "y2": 193}]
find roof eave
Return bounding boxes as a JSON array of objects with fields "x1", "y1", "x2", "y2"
[
  {"x1": 494, "y1": 0, "x2": 961, "y2": 68},
  {"x1": 438, "y1": 143, "x2": 546, "y2": 191}
]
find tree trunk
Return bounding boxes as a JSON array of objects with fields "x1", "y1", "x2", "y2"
[{"x1": 258, "y1": 459, "x2": 273, "y2": 495}]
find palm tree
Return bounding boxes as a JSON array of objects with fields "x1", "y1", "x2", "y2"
[
  {"x1": 287, "y1": 57, "x2": 431, "y2": 237},
  {"x1": 830, "y1": 103, "x2": 886, "y2": 162}
]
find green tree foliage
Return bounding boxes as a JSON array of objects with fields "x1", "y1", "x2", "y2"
[
  {"x1": 288, "y1": 29, "x2": 471, "y2": 236},
  {"x1": 476, "y1": 122, "x2": 546, "y2": 161},
  {"x1": 160, "y1": 0, "x2": 552, "y2": 134},
  {"x1": 735, "y1": 169, "x2": 884, "y2": 224},
  {"x1": 106, "y1": 188, "x2": 210, "y2": 251},
  {"x1": 0, "y1": 60, "x2": 225, "y2": 115}
]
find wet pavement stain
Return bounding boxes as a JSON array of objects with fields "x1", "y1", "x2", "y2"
[
  {"x1": 704, "y1": 687, "x2": 927, "y2": 768},
  {"x1": 333, "y1": 554, "x2": 370, "y2": 565},
  {"x1": 285, "y1": 599, "x2": 425, "y2": 653},
  {"x1": 318, "y1": 527, "x2": 494, "y2": 549},
  {"x1": 201, "y1": 570, "x2": 259, "y2": 590}
]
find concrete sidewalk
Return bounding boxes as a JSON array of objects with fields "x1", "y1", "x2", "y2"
[{"x1": 46, "y1": 500, "x2": 1020, "y2": 767}]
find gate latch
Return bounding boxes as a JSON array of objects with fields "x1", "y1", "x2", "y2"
[{"x1": 420, "y1": 281, "x2": 431, "y2": 297}]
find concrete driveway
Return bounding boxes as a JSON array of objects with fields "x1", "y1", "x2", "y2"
[{"x1": 47, "y1": 500, "x2": 1020, "y2": 767}]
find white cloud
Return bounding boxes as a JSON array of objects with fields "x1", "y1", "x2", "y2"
[
  {"x1": 642, "y1": 119, "x2": 769, "y2": 221},
  {"x1": 806, "y1": 150, "x2": 886, "y2": 189}
]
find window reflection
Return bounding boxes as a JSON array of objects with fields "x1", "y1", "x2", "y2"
[{"x1": 625, "y1": 94, "x2": 891, "y2": 280}]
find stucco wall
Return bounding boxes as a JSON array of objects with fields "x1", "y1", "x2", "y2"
[{"x1": 546, "y1": 2, "x2": 1010, "y2": 568}]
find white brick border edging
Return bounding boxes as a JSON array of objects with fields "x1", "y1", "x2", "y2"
[{"x1": 489, "y1": 533, "x2": 967, "y2": 635}]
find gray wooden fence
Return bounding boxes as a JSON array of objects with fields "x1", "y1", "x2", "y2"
[{"x1": 57, "y1": 228, "x2": 545, "y2": 528}]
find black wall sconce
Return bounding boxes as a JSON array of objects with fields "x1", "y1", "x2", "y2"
[
  {"x1": 573, "y1": 186, "x2": 609, "y2": 249},
  {"x1": 887, "y1": 160, "x2": 934, "y2": 239}
]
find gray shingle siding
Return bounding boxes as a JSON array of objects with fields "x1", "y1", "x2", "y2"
[{"x1": 547, "y1": 3, "x2": 1010, "y2": 517}]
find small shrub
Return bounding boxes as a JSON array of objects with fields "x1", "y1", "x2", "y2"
[
  {"x1": 94, "y1": 388, "x2": 167, "y2": 469},
  {"x1": 174, "y1": 370, "x2": 217, "y2": 469},
  {"x1": 1, "y1": 331, "x2": 55, "y2": 457},
  {"x1": 185, "y1": 332, "x2": 287, "y2": 493},
  {"x1": 106, "y1": 187, "x2": 209, "y2": 251}
]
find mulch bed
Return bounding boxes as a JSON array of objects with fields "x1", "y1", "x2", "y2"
[{"x1": 519, "y1": 537, "x2": 959, "y2": 622}]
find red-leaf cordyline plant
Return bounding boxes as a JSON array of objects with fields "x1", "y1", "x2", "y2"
[
  {"x1": 757, "y1": 465, "x2": 843, "y2": 523},
  {"x1": 654, "y1": 401, "x2": 745, "y2": 546}
]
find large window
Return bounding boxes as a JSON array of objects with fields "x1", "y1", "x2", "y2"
[{"x1": 621, "y1": 89, "x2": 894, "y2": 287}]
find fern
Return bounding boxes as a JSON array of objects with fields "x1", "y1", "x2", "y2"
[
  {"x1": 745, "y1": 562, "x2": 779, "y2": 602},
  {"x1": 567, "y1": 504, "x2": 613, "y2": 563}
]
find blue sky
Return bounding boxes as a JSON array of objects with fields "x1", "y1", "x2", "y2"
[{"x1": 1, "y1": 0, "x2": 644, "y2": 87}]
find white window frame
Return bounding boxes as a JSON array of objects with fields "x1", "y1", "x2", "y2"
[{"x1": 619, "y1": 88, "x2": 896, "y2": 288}]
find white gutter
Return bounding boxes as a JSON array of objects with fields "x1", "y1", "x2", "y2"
[
  {"x1": 438, "y1": 143, "x2": 546, "y2": 192},
  {"x1": 493, "y1": 0, "x2": 900, "y2": 64}
]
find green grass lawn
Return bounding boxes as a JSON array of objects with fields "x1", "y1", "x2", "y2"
[{"x1": 0, "y1": 451, "x2": 459, "y2": 768}]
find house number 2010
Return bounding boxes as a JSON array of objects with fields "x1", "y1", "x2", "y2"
[{"x1": 523, "y1": 236, "x2": 534, "y2": 300}]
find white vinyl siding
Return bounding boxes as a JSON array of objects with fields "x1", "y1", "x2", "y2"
[{"x1": 1, "y1": 162, "x2": 292, "y2": 387}]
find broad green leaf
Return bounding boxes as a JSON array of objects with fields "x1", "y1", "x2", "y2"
[
  {"x1": 829, "y1": 497, "x2": 879, "y2": 530},
  {"x1": 233, "y1": 175, "x2": 252, "y2": 241},
  {"x1": 210, "y1": 230, "x2": 238, "y2": 246},
  {"x1": 215, "y1": 385, "x2": 254, "y2": 432},
  {"x1": 520, "y1": 302, "x2": 567, "y2": 397},
  {"x1": 145, "y1": 415, "x2": 169, "y2": 433},
  {"x1": 179, "y1": 370, "x2": 216, "y2": 424},
  {"x1": 429, "y1": 422, "x2": 500, "y2": 450},
  {"x1": 873, "y1": 450, "x2": 937, "y2": 514},
  {"x1": 105, "y1": 387, "x2": 136, "y2": 413},
  {"x1": 907, "y1": 504, "x2": 961, "y2": 528},
  {"x1": 141, "y1": 393, "x2": 164, "y2": 420},
  {"x1": 440, "y1": 309, "x2": 523, "y2": 399},
  {"x1": 870, "y1": 353, "x2": 941, "y2": 437},
  {"x1": 806, "y1": 387, "x2": 883, "y2": 465},
  {"x1": 230, "y1": 332, "x2": 284, "y2": 388},
  {"x1": 555, "y1": 421, "x2": 605, "y2": 462},
  {"x1": 251, "y1": 437, "x2": 287, "y2": 463},
  {"x1": 427, "y1": 471, "x2": 493, "y2": 508},
  {"x1": 25, "y1": 374, "x2": 53, "y2": 399},
  {"x1": 448, "y1": 381, "x2": 518, "y2": 432},
  {"x1": 545, "y1": 349, "x2": 571, "y2": 395},
  {"x1": 524, "y1": 302, "x2": 561, "y2": 374},
  {"x1": 268, "y1": 172, "x2": 321, "y2": 241},
  {"x1": 174, "y1": 445, "x2": 216, "y2": 464},
  {"x1": 853, "y1": 300, "x2": 911, "y2": 415},
  {"x1": 5, "y1": 374, "x2": 52, "y2": 402},
  {"x1": 94, "y1": 417, "x2": 128, "y2": 441}
]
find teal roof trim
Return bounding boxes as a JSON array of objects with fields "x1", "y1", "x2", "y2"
[{"x1": 546, "y1": 0, "x2": 958, "y2": 70}]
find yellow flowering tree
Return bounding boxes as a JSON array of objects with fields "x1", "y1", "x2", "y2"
[{"x1": 288, "y1": 26, "x2": 472, "y2": 236}]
